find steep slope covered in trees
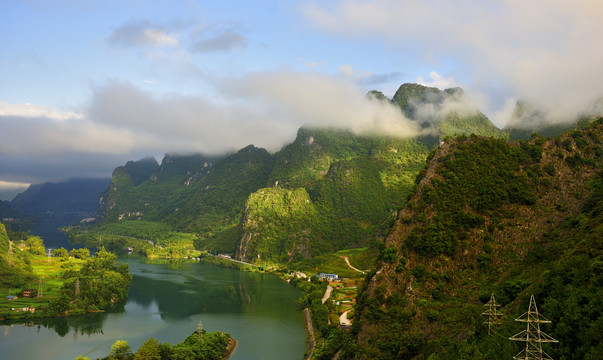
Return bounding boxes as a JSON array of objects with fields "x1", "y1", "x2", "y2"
[
  {"x1": 11, "y1": 178, "x2": 110, "y2": 217},
  {"x1": 93, "y1": 83, "x2": 509, "y2": 261},
  {"x1": 347, "y1": 118, "x2": 603, "y2": 360},
  {"x1": 237, "y1": 128, "x2": 435, "y2": 262}
]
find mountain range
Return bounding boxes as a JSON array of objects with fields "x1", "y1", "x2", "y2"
[
  {"x1": 85, "y1": 83, "x2": 517, "y2": 260},
  {"x1": 2, "y1": 83, "x2": 601, "y2": 359},
  {"x1": 8, "y1": 83, "x2": 594, "y2": 261}
]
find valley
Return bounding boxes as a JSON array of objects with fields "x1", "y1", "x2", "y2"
[{"x1": 1, "y1": 84, "x2": 601, "y2": 359}]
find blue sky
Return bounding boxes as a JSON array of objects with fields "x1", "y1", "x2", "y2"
[{"x1": 1, "y1": 0, "x2": 602, "y2": 199}]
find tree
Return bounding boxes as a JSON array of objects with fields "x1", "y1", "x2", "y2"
[
  {"x1": 70, "y1": 248, "x2": 90, "y2": 259},
  {"x1": 134, "y1": 338, "x2": 161, "y2": 360},
  {"x1": 26, "y1": 236, "x2": 45, "y2": 255},
  {"x1": 108, "y1": 340, "x2": 133, "y2": 360},
  {"x1": 53, "y1": 247, "x2": 69, "y2": 260}
]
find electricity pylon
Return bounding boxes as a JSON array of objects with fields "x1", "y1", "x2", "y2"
[
  {"x1": 482, "y1": 293, "x2": 503, "y2": 334},
  {"x1": 509, "y1": 294, "x2": 558, "y2": 359}
]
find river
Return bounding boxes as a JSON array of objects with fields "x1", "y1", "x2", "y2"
[{"x1": 0, "y1": 258, "x2": 307, "y2": 360}]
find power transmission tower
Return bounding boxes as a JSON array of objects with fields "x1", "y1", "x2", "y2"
[
  {"x1": 482, "y1": 293, "x2": 503, "y2": 334},
  {"x1": 509, "y1": 294, "x2": 558, "y2": 359},
  {"x1": 197, "y1": 320, "x2": 204, "y2": 341}
]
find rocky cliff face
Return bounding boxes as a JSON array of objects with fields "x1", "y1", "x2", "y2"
[{"x1": 350, "y1": 118, "x2": 603, "y2": 359}]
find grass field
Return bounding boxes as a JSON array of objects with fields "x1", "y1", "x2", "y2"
[
  {"x1": 0, "y1": 255, "x2": 86, "y2": 320},
  {"x1": 292, "y1": 247, "x2": 379, "y2": 279}
]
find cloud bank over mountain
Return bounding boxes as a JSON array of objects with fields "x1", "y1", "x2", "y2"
[
  {"x1": 2, "y1": 0, "x2": 602, "y2": 191},
  {"x1": 301, "y1": 0, "x2": 603, "y2": 124},
  {"x1": 0, "y1": 73, "x2": 419, "y2": 187}
]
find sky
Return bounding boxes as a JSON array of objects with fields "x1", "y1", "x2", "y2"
[{"x1": 1, "y1": 0, "x2": 602, "y2": 200}]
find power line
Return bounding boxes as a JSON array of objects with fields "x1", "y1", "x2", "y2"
[
  {"x1": 509, "y1": 294, "x2": 558, "y2": 360},
  {"x1": 482, "y1": 293, "x2": 504, "y2": 335}
]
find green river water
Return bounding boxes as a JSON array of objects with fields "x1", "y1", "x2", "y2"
[{"x1": 0, "y1": 258, "x2": 307, "y2": 360}]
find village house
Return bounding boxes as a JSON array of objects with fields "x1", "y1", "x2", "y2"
[{"x1": 317, "y1": 273, "x2": 340, "y2": 282}]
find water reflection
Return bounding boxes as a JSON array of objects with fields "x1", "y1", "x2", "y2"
[
  {"x1": 2, "y1": 312, "x2": 108, "y2": 337},
  {"x1": 127, "y1": 260, "x2": 294, "y2": 319},
  {"x1": 0, "y1": 259, "x2": 306, "y2": 360}
]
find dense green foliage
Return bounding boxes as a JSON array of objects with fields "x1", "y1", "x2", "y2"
[
  {"x1": 88, "y1": 329, "x2": 234, "y2": 360},
  {"x1": 440, "y1": 111, "x2": 507, "y2": 139},
  {"x1": 1, "y1": 225, "x2": 131, "y2": 320},
  {"x1": 48, "y1": 247, "x2": 132, "y2": 316},
  {"x1": 0, "y1": 223, "x2": 36, "y2": 289},
  {"x1": 172, "y1": 145, "x2": 275, "y2": 234},
  {"x1": 239, "y1": 128, "x2": 434, "y2": 261},
  {"x1": 96, "y1": 146, "x2": 274, "y2": 256},
  {"x1": 292, "y1": 247, "x2": 377, "y2": 279},
  {"x1": 68, "y1": 221, "x2": 198, "y2": 259},
  {"x1": 88, "y1": 83, "x2": 507, "y2": 263},
  {"x1": 240, "y1": 187, "x2": 317, "y2": 262},
  {"x1": 406, "y1": 135, "x2": 540, "y2": 256},
  {"x1": 347, "y1": 119, "x2": 603, "y2": 360}
]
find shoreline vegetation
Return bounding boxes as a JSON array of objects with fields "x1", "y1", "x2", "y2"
[
  {"x1": 1, "y1": 224, "x2": 132, "y2": 322},
  {"x1": 4, "y1": 217, "x2": 369, "y2": 359},
  {"x1": 74, "y1": 329, "x2": 236, "y2": 360}
]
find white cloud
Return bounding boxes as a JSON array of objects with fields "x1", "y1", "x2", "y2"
[
  {"x1": 0, "y1": 102, "x2": 83, "y2": 121},
  {"x1": 224, "y1": 71, "x2": 419, "y2": 137},
  {"x1": 0, "y1": 103, "x2": 136, "y2": 156},
  {"x1": 1, "y1": 72, "x2": 420, "y2": 166},
  {"x1": 0, "y1": 180, "x2": 30, "y2": 191},
  {"x1": 301, "y1": 0, "x2": 603, "y2": 125},
  {"x1": 108, "y1": 19, "x2": 180, "y2": 48},
  {"x1": 416, "y1": 72, "x2": 456, "y2": 90},
  {"x1": 143, "y1": 29, "x2": 179, "y2": 47}
]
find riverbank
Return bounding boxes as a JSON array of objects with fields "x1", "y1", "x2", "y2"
[
  {"x1": 2, "y1": 258, "x2": 307, "y2": 360},
  {"x1": 303, "y1": 308, "x2": 315, "y2": 360},
  {"x1": 1, "y1": 248, "x2": 131, "y2": 322},
  {"x1": 223, "y1": 337, "x2": 238, "y2": 360}
]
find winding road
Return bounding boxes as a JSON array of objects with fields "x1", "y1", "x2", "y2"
[
  {"x1": 339, "y1": 310, "x2": 352, "y2": 326},
  {"x1": 321, "y1": 285, "x2": 333, "y2": 304},
  {"x1": 341, "y1": 256, "x2": 366, "y2": 274}
]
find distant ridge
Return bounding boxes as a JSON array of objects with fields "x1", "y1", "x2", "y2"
[{"x1": 11, "y1": 178, "x2": 110, "y2": 217}]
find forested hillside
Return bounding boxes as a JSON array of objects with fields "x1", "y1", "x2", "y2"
[
  {"x1": 0, "y1": 200, "x2": 19, "y2": 219},
  {"x1": 85, "y1": 83, "x2": 508, "y2": 262},
  {"x1": 237, "y1": 128, "x2": 434, "y2": 262},
  {"x1": 11, "y1": 178, "x2": 110, "y2": 217},
  {"x1": 345, "y1": 118, "x2": 603, "y2": 360}
]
